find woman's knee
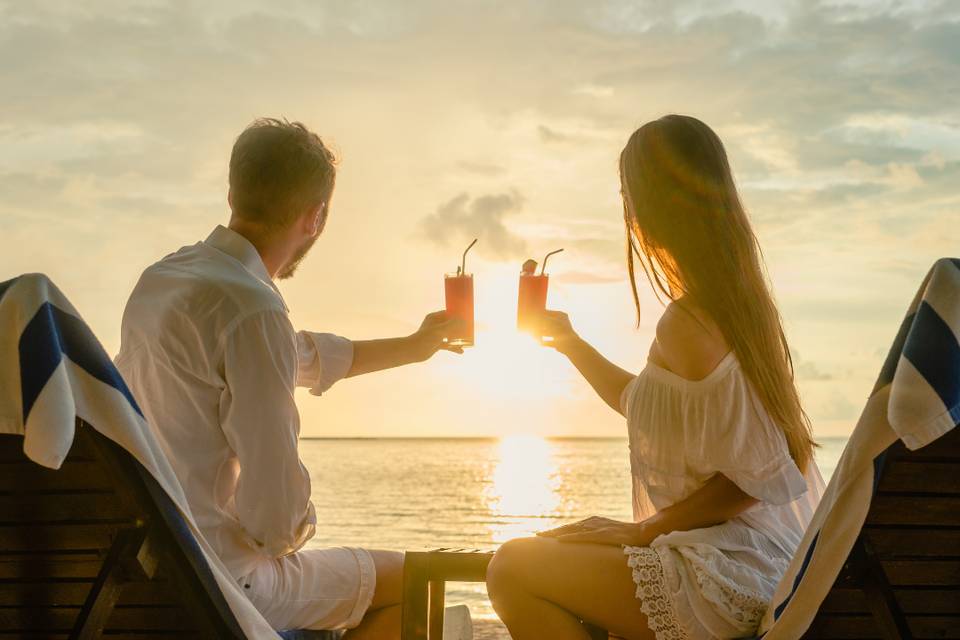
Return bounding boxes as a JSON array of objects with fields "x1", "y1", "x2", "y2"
[{"x1": 486, "y1": 537, "x2": 540, "y2": 602}]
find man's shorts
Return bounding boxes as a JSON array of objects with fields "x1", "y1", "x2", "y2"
[{"x1": 238, "y1": 546, "x2": 377, "y2": 631}]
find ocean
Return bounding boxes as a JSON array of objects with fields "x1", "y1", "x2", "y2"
[{"x1": 300, "y1": 436, "x2": 848, "y2": 638}]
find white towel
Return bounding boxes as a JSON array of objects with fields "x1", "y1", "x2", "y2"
[
  {"x1": 0, "y1": 273, "x2": 280, "y2": 639},
  {"x1": 755, "y1": 257, "x2": 960, "y2": 638}
]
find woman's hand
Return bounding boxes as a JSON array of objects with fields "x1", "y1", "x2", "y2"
[
  {"x1": 537, "y1": 516, "x2": 657, "y2": 546},
  {"x1": 540, "y1": 310, "x2": 582, "y2": 354}
]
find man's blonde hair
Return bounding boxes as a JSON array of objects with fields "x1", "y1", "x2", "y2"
[{"x1": 228, "y1": 118, "x2": 337, "y2": 230}]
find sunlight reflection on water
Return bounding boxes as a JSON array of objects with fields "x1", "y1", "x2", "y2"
[{"x1": 486, "y1": 434, "x2": 561, "y2": 543}]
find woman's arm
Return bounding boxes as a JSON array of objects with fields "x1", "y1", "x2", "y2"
[
  {"x1": 540, "y1": 310, "x2": 635, "y2": 415},
  {"x1": 540, "y1": 473, "x2": 757, "y2": 546}
]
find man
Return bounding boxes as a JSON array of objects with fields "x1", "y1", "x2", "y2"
[{"x1": 116, "y1": 118, "x2": 462, "y2": 638}]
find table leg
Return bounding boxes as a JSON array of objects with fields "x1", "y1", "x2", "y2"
[
  {"x1": 402, "y1": 555, "x2": 430, "y2": 640},
  {"x1": 428, "y1": 580, "x2": 445, "y2": 639}
]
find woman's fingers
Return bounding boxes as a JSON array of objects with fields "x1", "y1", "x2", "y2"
[
  {"x1": 537, "y1": 516, "x2": 603, "y2": 537},
  {"x1": 556, "y1": 527, "x2": 631, "y2": 546}
]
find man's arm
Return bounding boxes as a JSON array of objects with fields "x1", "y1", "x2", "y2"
[
  {"x1": 348, "y1": 311, "x2": 464, "y2": 377},
  {"x1": 221, "y1": 309, "x2": 315, "y2": 557},
  {"x1": 297, "y1": 311, "x2": 463, "y2": 391}
]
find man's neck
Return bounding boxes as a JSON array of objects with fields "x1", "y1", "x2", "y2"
[{"x1": 227, "y1": 219, "x2": 287, "y2": 279}]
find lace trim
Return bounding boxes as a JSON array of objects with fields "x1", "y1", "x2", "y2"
[
  {"x1": 625, "y1": 547, "x2": 689, "y2": 640},
  {"x1": 690, "y1": 561, "x2": 767, "y2": 630}
]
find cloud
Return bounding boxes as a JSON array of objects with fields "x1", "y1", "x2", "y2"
[
  {"x1": 796, "y1": 361, "x2": 834, "y2": 381},
  {"x1": 456, "y1": 160, "x2": 507, "y2": 176},
  {"x1": 790, "y1": 349, "x2": 834, "y2": 381},
  {"x1": 553, "y1": 270, "x2": 624, "y2": 284},
  {"x1": 419, "y1": 191, "x2": 527, "y2": 259},
  {"x1": 815, "y1": 390, "x2": 859, "y2": 421},
  {"x1": 538, "y1": 125, "x2": 569, "y2": 143}
]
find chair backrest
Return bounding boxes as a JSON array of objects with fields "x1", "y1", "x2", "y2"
[
  {"x1": 0, "y1": 418, "x2": 246, "y2": 638},
  {"x1": 804, "y1": 425, "x2": 960, "y2": 638}
]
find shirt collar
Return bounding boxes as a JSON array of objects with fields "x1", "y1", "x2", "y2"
[{"x1": 204, "y1": 225, "x2": 288, "y2": 309}]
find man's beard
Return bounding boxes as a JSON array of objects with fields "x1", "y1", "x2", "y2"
[{"x1": 277, "y1": 234, "x2": 319, "y2": 280}]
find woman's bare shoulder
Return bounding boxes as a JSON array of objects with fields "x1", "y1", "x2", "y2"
[{"x1": 652, "y1": 301, "x2": 730, "y2": 381}]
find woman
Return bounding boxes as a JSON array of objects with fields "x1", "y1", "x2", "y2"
[{"x1": 486, "y1": 115, "x2": 824, "y2": 640}]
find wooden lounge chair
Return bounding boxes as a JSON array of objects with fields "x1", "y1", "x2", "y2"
[
  {"x1": 756, "y1": 258, "x2": 960, "y2": 639},
  {"x1": 800, "y1": 423, "x2": 960, "y2": 638},
  {"x1": 0, "y1": 417, "x2": 340, "y2": 639}
]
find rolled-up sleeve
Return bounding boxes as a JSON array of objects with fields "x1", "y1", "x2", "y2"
[
  {"x1": 296, "y1": 331, "x2": 354, "y2": 396},
  {"x1": 219, "y1": 309, "x2": 316, "y2": 558}
]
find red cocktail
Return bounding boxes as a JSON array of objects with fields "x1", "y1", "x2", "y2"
[
  {"x1": 517, "y1": 274, "x2": 548, "y2": 334},
  {"x1": 444, "y1": 273, "x2": 474, "y2": 346},
  {"x1": 517, "y1": 249, "x2": 563, "y2": 338},
  {"x1": 444, "y1": 238, "x2": 478, "y2": 347}
]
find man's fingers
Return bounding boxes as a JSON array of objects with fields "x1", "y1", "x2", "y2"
[
  {"x1": 440, "y1": 344, "x2": 464, "y2": 354},
  {"x1": 434, "y1": 319, "x2": 467, "y2": 339}
]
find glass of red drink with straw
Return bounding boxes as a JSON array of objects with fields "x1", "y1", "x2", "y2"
[
  {"x1": 444, "y1": 238, "x2": 477, "y2": 347},
  {"x1": 517, "y1": 249, "x2": 563, "y2": 338}
]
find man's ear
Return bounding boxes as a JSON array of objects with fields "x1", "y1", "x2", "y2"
[
  {"x1": 227, "y1": 189, "x2": 233, "y2": 209},
  {"x1": 306, "y1": 202, "x2": 326, "y2": 236}
]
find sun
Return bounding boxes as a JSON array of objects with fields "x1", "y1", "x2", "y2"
[{"x1": 454, "y1": 263, "x2": 572, "y2": 402}]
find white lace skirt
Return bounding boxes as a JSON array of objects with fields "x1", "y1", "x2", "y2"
[{"x1": 623, "y1": 522, "x2": 790, "y2": 639}]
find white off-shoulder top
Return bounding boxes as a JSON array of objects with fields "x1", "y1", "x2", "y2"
[{"x1": 620, "y1": 352, "x2": 824, "y2": 637}]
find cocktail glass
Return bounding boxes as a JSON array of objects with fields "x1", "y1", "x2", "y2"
[{"x1": 444, "y1": 273, "x2": 475, "y2": 347}]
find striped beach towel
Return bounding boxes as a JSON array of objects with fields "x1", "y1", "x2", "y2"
[
  {"x1": 0, "y1": 273, "x2": 281, "y2": 638},
  {"x1": 756, "y1": 257, "x2": 960, "y2": 638}
]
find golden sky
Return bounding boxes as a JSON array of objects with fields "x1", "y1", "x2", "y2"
[{"x1": 3, "y1": 0, "x2": 958, "y2": 437}]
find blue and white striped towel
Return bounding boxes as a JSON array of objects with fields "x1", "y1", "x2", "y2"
[
  {"x1": 0, "y1": 273, "x2": 280, "y2": 639},
  {"x1": 756, "y1": 257, "x2": 960, "y2": 638}
]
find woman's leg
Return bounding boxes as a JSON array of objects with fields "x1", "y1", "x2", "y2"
[{"x1": 487, "y1": 537, "x2": 655, "y2": 640}]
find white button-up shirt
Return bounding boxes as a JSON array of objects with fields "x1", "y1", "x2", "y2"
[{"x1": 116, "y1": 225, "x2": 354, "y2": 578}]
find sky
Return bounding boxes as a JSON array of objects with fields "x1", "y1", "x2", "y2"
[{"x1": 2, "y1": 0, "x2": 958, "y2": 438}]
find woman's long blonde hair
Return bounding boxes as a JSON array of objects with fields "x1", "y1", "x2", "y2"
[{"x1": 621, "y1": 114, "x2": 816, "y2": 471}]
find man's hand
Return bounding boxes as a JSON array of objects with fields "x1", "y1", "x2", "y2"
[
  {"x1": 537, "y1": 515, "x2": 655, "y2": 546},
  {"x1": 408, "y1": 311, "x2": 466, "y2": 362}
]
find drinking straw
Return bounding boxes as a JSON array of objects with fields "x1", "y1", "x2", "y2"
[
  {"x1": 540, "y1": 248, "x2": 564, "y2": 275},
  {"x1": 461, "y1": 238, "x2": 478, "y2": 275}
]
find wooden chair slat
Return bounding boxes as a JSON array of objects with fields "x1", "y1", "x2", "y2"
[
  {"x1": 0, "y1": 552, "x2": 103, "y2": 579},
  {"x1": 865, "y1": 495, "x2": 960, "y2": 526},
  {"x1": 0, "y1": 461, "x2": 112, "y2": 494},
  {"x1": 0, "y1": 493, "x2": 127, "y2": 524},
  {"x1": 819, "y1": 587, "x2": 960, "y2": 614},
  {"x1": 889, "y1": 435, "x2": 960, "y2": 460},
  {"x1": 882, "y1": 560, "x2": 960, "y2": 586},
  {"x1": 94, "y1": 634, "x2": 205, "y2": 640},
  {"x1": 0, "y1": 523, "x2": 116, "y2": 552},
  {"x1": 878, "y1": 461, "x2": 960, "y2": 495},
  {"x1": 804, "y1": 613, "x2": 881, "y2": 638},
  {"x1": 865, "y1": 527, "x2": 960, "y2": 558},
  {"x1": 106, "y1": 605, "x2": 195, "y2": 630},
  {"x1": 0, "y1": 436, "x2": 95, "y2": 463},
  {"x1": 0, "y1": 606, "x2": 79, "y2": 631}
]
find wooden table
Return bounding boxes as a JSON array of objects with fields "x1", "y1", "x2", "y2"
[{"x1": 401, "y1": 548, "x2": 494, "y2": 640}]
